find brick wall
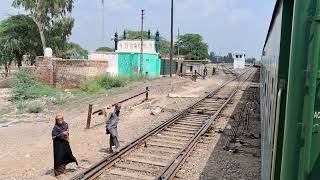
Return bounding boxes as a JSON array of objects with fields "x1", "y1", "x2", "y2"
[{"x1": 36, "y1": 56, "x2": 108, "y2": 89}]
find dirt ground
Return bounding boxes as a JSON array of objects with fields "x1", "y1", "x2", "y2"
[{"x1": 0, "y1": 70, "x2": 235, "y2": 180}]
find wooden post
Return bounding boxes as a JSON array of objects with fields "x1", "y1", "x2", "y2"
[
  {"x1": 86, "y1": 104, "x2": 93, "y2": 129},
  {"x1": 146, "y1": 87, "x2": 149, "y2": 100}
]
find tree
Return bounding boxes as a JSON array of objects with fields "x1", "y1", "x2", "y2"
[
  {"x1": 126, "y1": 30, "x2": 149, "y2": 40},
  {"x1": 209, "y1": 51, "x2": 217, "y2": 63},
  {"x1": 12, "y1": 0, "x2": 75, "y2": 52},
  {"x1": 0, "y1": 15, "x2": 42, "y2": 68},
  {"x1": 57, "y1": 42, "x2": 88, "y2": 59},
  {"x1": 46, "y1": 17, "x2": 74, "y2": 56},
  {"x1": 176, "y1": 34, "x2": 209, "y2": 60},
  {"x1": 246, "y1": 58, "x2": 256, "y2": 64},
  {"x1": 96, "y1": 47, "x2": 114, "y2": 52}
]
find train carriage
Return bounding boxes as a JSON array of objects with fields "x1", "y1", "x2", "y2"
[{"x1": 261, "y1": 0, "x2": 320, "y2": 180}]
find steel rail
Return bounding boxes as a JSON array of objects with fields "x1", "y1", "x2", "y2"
[
  {"x1": 92, "y1": 87, "x2": 150, "y2": 115},
  {"x1": 71, "y1": 68, "x2": 251, "y2": 180},
  {"x1": 157, "y1": 68, "x2": 255, "y2": 180}
]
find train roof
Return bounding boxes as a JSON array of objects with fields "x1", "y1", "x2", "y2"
[{"x1": 263, "y1": 0, "x2": 282, "y2": 50}]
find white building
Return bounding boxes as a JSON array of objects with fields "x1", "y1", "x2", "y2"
[
  {"x1": 88, "y1": 51, "x2": 118, "y2": 76},
  {"x1": 233, "y1": 51, "x2": 246, "y2": 69}
]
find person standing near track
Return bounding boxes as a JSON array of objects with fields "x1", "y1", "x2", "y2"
[
  {"x1": 52, "y1": 115, "x2": 78, "y2": 176},
  {"x1": 105, "y1": 103, "x2": 121, "y2": 153},
  {"x1": 203, "y1": 66, "x2": 208, "y2": 77}
]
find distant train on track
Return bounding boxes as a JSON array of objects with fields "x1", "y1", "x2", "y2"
[{"x1": 261, "y1": 0, "x2": 320, "y2": 180}]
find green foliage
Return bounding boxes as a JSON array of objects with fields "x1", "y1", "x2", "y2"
[
  {"x1": 11, "y1": 69, "x2": 60, "y2": 100},
  {"x1": 209, "y1": 52, "x2": 234, "y2": 63},
  {"x1": 176, "y1": 34, "x2": 209, "y2": 60},
  {"x1": 126, "y1": 74, "x2": 149, "y2": 81},
  {"x1": 27, "y1": 104, "x2": 45, "y2": 113},
  {"x1": 81, "y1": 80, "x2": 101, "y2": 93},
  {"x1": 246, "y1": 58, "x2": 256, "y2": 64},
  {"x1": 16, "y1": 101, "x2": 27, "y2": 112},
  {"x1": 126, "y1": 30, "x2": 149, "y2": 40},
  {"x1": 12, "y1": 0, "x2": 75, "y2": 51},
  {"x1": 0, "y1": 15, "x2": 41, "y2": 66},
  {"x1": 96, "y1": 47, "x2": 114, "y2": 52},
  {"x1": 81, "y1": 76, "x2": 127, "y2": 93},
  {"x1": 159, "y1": 38, "x2": 170, "y2": 55},
  {"x1": 98, "y1": 76, "x2": 126, "y2": 89},
  {"x1": 57, "y1": 42, "x2": 88, "y2": 59},
  {"x1": 46, "y1": 17, "x2": 76, "y2": 57},
  {"x1": 52, "y1": 99, "x2": 67, "y2": 106}
]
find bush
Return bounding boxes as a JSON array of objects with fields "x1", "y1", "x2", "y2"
[
  {"x1": 11, "y1": 69, "x2": 60, "y2": 100},
  {"x1": 97, "y1": 76, "x2": 126, "y2": 89},
  {"x1": 80, "y1": 80, "x2": 101, "y2": 93},
  {"x1": 16, "y1": 101, "x2": 27, "y2": 112},
  {"x1": 127, "y1": 74, "x2": 149, "y2": 81},
  {"x1": 27, "y1": 104, "x2": 45, "y2": 113},
  {"x1": 81, "y1": 75, "x2": 126, "y2": 93}
]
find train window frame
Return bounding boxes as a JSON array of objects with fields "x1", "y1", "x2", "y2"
[{"x1": 271, "y1": 78, "x2": 274, "y2": 94}]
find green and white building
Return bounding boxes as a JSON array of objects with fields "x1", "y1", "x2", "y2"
[{"x1": 116, "y1": 40, "x2": 161, "y2": 77}]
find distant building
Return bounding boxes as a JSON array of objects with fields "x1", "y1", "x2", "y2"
[
  {"x1": 116, "y1": 39, "x2": 161, "y2": 77},
  {"x1": 180, "y1": 60, "x2": 209, "y2": 76},
  {"x1": 233, "y1": 51, "x2": 246, "y2": 69},
  {"x1": 89, "y1": 30, "x2": 162, "y2": 77}
]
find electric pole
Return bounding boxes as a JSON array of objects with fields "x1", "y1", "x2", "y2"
[
  {"x1": 170, "y1": 0, "x2": 174, "y2": 77},
  {"x1": 177, "y1": 28, "x2": 180, "y2": 60},
  {"x1": 140, "y1": 9, "x2": 145, "y2": 75},
  {"x1": 101, "y1": 0, "x2": 105, "y2": 41}
]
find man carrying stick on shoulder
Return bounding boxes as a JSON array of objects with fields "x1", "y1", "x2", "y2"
[{"x1": 101, "y1": 104, "x2": 122, "y2": 153}]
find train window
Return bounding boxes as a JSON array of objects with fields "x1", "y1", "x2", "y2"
[
  {"x1": 265, "y1": 83, "x2": 267, "y2": 95},
  {"x1": 271, "y1": 78, "x2": 274, "y2": 94}
]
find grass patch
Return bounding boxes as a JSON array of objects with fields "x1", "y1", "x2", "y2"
[
  {"x1": 11, "y1": 68, "x2": 61, "y2": 100},
  {"x1": 126, "y1": 74, "x2": 149, "y2": 81},
  {"x1": 27, "y1": 104, "x2": 45, "y2": 113},
  {"x1": 16, "y1": 101, "x2": 27, "y2": 112},
  {"x1": 52, "y1": 99, "x2": 67, "y2": 106},
  {"x1": 81, "y1": 75, "x2": 127, "y2": 93}
]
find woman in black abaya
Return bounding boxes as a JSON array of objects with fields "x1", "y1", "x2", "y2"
[{"x1": 52, "y1": 115, "x2": 78, "y2": 176}]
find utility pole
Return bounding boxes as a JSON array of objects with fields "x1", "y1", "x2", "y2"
[
  {"x1": 101, "y1": 0, "x2": 105, "y2": 41},
  {"x1": 177, "y1": 28, "x2": 180, "y2": 60},
  {"x1": 170, "y1": 0, "x2": 174, "y2": 77},
  {"x1": 140, "y1": 9, "x2": 145, "y2": 75}
]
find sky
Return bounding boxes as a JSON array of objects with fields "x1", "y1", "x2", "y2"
[{"x1": 0, "y1": 0, "x2": 276, "y2": 59}]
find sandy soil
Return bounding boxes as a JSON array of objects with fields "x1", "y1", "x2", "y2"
[{"x1": 0, "y1": 70, "x2": 233, "y2": 180}]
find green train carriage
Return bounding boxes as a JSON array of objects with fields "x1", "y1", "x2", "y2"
[{"x1": 261, "y1": 0, "x2": 320, "y2": 179}]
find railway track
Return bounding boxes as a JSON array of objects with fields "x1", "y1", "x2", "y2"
[{"x1": 71, "y1": 68, "x2": 255, "y2": 180}]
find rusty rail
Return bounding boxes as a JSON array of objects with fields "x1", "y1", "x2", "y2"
[
  {"x1": 157, "y1": 68, "x2": 255, "y2": 180},
  {"x1": 72, "y1": 68, "x2": 252, "y2": 180}
]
